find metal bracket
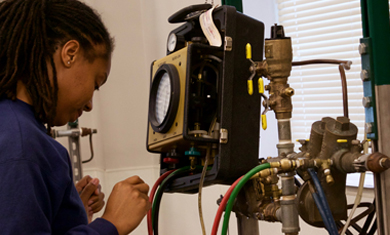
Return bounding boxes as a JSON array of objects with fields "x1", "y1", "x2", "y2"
[
  {"x1": 224, "y1": 36, "x2": 233, "y2": 51},
  {"x1": 67, "y1": 124, "x2": 83, "y2": 183},
  {"x1": 220, "y1": 128, "x2": 228, "y2": 144},
  {"x1": 359, "y1": 38, "x2": 377, "y2": 140}
]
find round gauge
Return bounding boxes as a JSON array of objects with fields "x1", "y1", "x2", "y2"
[
  {"x1": 167, "y1": 33, "x2": 177, "y2": 53},
  {"x1": 155, "y1": 73, "x2": 171, "y2": 124},
  {"x1": 149, "y1": 64, "x2": 180, "y2": 133}
]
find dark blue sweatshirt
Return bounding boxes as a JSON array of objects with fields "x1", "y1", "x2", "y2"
[{"x1": 0, "y1": 98, "x2": 118, "y2": 235}]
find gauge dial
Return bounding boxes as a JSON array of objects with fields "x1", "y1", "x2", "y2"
[
  {"x1": 149, "y1": 64, "x2": 180, "y2": 133},
  {"x1": 155, "y1": 72, "x2": 171, "y2": 124},
  {"x1": 167, "y1": 33, "x2": 177, "y2": 53}
]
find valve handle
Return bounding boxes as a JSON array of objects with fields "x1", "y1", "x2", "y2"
[
  {"x1": 261, "y1": 114, "x2": 267, "y2": 130},
  {"x1": 258, "y1": 77, "x2": 264, "y2": 94},
  {"x1": 247, "y1": 80, "x2": 254, "y2": 95}
]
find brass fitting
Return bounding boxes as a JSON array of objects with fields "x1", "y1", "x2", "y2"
[
  {"x1": 269, "y1": 159, "x2": 298, "y2": 171},
  {"x1": 311, "y1": 158, "x2": 334, "y2": 185},
  {"x1": 313, "y1": 158, "x2": 333, "y2": 168},
  {"x1": 251, "y1": 168, "x2": 278, "y2": 180},
  {"x1": 280, "y1": 158, "x2": 296, "y2": 171},
  {"x1": 283, "y1": 87, "x2": 295, "y2": 97},
  {"x1": 323, "y1": 168, "x2": 334, "y2": 185},
  {"x1": 189, "y1": 156, "x2": 197, "y2": 170}
]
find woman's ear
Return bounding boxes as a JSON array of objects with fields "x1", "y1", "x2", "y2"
[{"x1": 61, "y1": 40, "x2": 80, "y2": 67}]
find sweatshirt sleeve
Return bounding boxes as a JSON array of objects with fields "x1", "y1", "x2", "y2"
[
  {"x1": 0, "y1": 159, "x2": 118, "y2": 235},
  {"x1": 65, "y1": 218, "x2": 119, "y2": 235}
]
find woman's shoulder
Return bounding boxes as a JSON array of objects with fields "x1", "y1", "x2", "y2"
[{"x1": 0, "y1": 98, "x2": 69, "y2": 172}]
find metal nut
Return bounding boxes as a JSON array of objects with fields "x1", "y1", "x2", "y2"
[
  {"x1": 365, "y1": 122, "x2": 373, "y2": 134},
  {"x1": 362, "y1": 96, "x2": 372, "y2": 108},
  {"x1": 335, "y1": 116, "x2": 350, "y2": 131},
  {"x1": 360, "y1": 70, "x2": 370, "y2": 81},
  {"x1": 359, "y1": 43, "x2": 368, "y2": 55}
]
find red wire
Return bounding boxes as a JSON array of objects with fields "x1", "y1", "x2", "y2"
[
  {"x1": 211, "y1": 176, "x2": 243, "y2": 235},
  {"x1": 147, "y1": 169, "x2": 176, "y2": 235}
]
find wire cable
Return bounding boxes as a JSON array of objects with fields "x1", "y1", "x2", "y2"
[
  {"x1": 307, "y1": 168, "x2": 338, "y2": 235},
  {"x1": 147, "y1": 169, "x2": 176, "y2": 235},
  {"x1": 221, "y1": 163, "x2": 271, "y2": 235},
  {"x1": 340, "y1": 172, "x2": 366, "y2": 235},
  {"x1": 152, "y1": 166, "x2": 192, "y2": 235},
  {"x1": 211, "y1": 176, "x2": 243, "y2": 235},
  {"x1": 198, "y1": 146, "x2": 211, "y2": 235}
]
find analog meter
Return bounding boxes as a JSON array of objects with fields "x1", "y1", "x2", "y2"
[
  {"x1": 167, "y1": 33, "x2": 178, "y2": 53},
  {"x1": 148, "y1": 64, "x2": 180, "y2": 133}
]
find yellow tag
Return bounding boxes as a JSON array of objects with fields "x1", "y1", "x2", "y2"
[
  {"x1": 246, "y1": 43, "x2": 252, "y2": 59},
  {"x1": 258, "y1": 77, "x2": 264, "y2": 93},
  {"x1": 261, "y1": 114, "x2": 267, "y2": 130},
  {"x1": 247, "y1": 80, "x2": 253, "y2": 95},
  {"x1": 337, "y1": 139, "x2": 348, "y2": 143}
]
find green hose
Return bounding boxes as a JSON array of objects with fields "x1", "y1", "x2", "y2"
[
  {"x1": 221, "y1": 163, "x2": 271, "y2": 235},
  {"x1": 152, "y1": 166, "x2": 191, "y2": 228}
]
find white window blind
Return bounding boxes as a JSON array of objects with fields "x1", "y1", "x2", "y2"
[{"x1": 277, "y1": 0, "x2": 365, "y2": 145}]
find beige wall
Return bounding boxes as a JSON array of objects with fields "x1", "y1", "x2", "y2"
[{"x1": 54, "y1": 1, "x2": 375, "y2": 234}]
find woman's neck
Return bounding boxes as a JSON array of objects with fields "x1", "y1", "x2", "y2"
[{"x1": 16, "y1": 80, "x2": 33, "y2": 105}]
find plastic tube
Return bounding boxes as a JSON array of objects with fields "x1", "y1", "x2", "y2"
[
  {"x1": 211, "y1": 176, "x2": 243, "y2": 235},
  {"x1": 198, "y1": 146, "x2": 211, "y2": 235},
  {"x1": 310, "y1": 186, "x2": 332, "y2": 233},
  {"x1": 221, "y1": 163, "x2": 271, "y2": 235},
  {"x1": 341, "y1": 172, "x2": 366, "y2": 235},
  {"x1": 307, "y1": 168, "x2": 338, "y2": 235},
  {"x1": 147, "y1": 170, "x2": 175, "y2": 235},
  {"x1": 152, "y1": 166, "x2": 192, "y2": 235}
]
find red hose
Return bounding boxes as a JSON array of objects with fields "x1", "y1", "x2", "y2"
[
  {"x1": 147, "y1": 170, "x2": 176, "y2": 235},
  {"x1": 211, "y1": 176, "x2": 243, "y2": 235}
]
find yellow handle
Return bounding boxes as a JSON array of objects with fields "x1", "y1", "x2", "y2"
[
  {"x1": 258, "y1": 77, "x2": 264, "y2": 93},
  {"x1": 247, "y1": 80, "x2": 253, "y2": 95},
  {"x1": 246, "y1": 43, "x2": 252, "y2": 59},
  {"x1": 337, "y1": 139, "x2": 348, "y2": 143},
  {"x1": 261, "y1": 114, "x2": 267, "y2": 130}
]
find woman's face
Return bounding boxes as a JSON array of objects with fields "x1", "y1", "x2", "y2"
[{"x1": 53, "y1": 41, "x2": 111, "y2": 126}]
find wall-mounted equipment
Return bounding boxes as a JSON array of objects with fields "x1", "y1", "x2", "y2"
[{"x1": 147, "y1": 4, "x2": 265, "y2": 192}]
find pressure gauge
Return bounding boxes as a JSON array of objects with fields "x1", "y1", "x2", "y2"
[
  {"x1": 155, "y1": 72, "x2": 171, "y2": 124},
  {"x1": 167, "y1": 33, "x2": 178, "y2": 53},
  {"x1": 149, "y1": 64, "x2": 180, "y2": 133}
]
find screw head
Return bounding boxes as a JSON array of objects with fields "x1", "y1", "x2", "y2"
[
  {"x1": 360, "y1": 70, "x2": 370, "y2": 81},
  {"x1": 365, "y1": 122, "x2": 373, "y2": 134},
  {"x1": 359, "y1": 43, "x2": 368, "y2": 55},
  {"x1": 362, "y1": 97, "x2": 372, "y2": 108}
]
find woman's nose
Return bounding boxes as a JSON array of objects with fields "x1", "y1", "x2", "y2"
[{"x1": 84, "y1": 99, "x2": 93, "y2": 112}]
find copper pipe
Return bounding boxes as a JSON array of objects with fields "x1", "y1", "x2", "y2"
[
  {"x1": 292, "y1": 59, "x2": 351, "y2": 69},
  {"x1": 292, "y1": 59, "x2": 352, "y2": 118},
  {"x1": 339, "y1": 64, "x2": 349, "y2": 118}
]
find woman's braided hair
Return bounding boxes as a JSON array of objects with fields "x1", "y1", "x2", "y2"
[{"x1": 0, "y1": 0, "x2": 114, "y2": 126}]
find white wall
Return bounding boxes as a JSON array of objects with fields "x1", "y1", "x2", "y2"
[{"x1": 54, "y1": 1, "x2": 375, "y2": 234}]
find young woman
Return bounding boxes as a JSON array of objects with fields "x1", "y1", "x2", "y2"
[{"x1": 0, "y1": 0, "x2": 151, "y2": 234}]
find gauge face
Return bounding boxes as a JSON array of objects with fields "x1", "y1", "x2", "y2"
[
  {"x1": 149, "y1": 64, "x2": 180, "y2": 133},
  {"x1": 167, "y1": 33, "x2": 177, "y2": 52},
  {"x1": 155, "y1": 72, "x2": 171, "y2": 124}
]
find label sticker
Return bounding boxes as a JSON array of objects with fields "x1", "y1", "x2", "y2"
[{"x1": 199, "y1": 6, "x2": 222, "y2": 47}]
